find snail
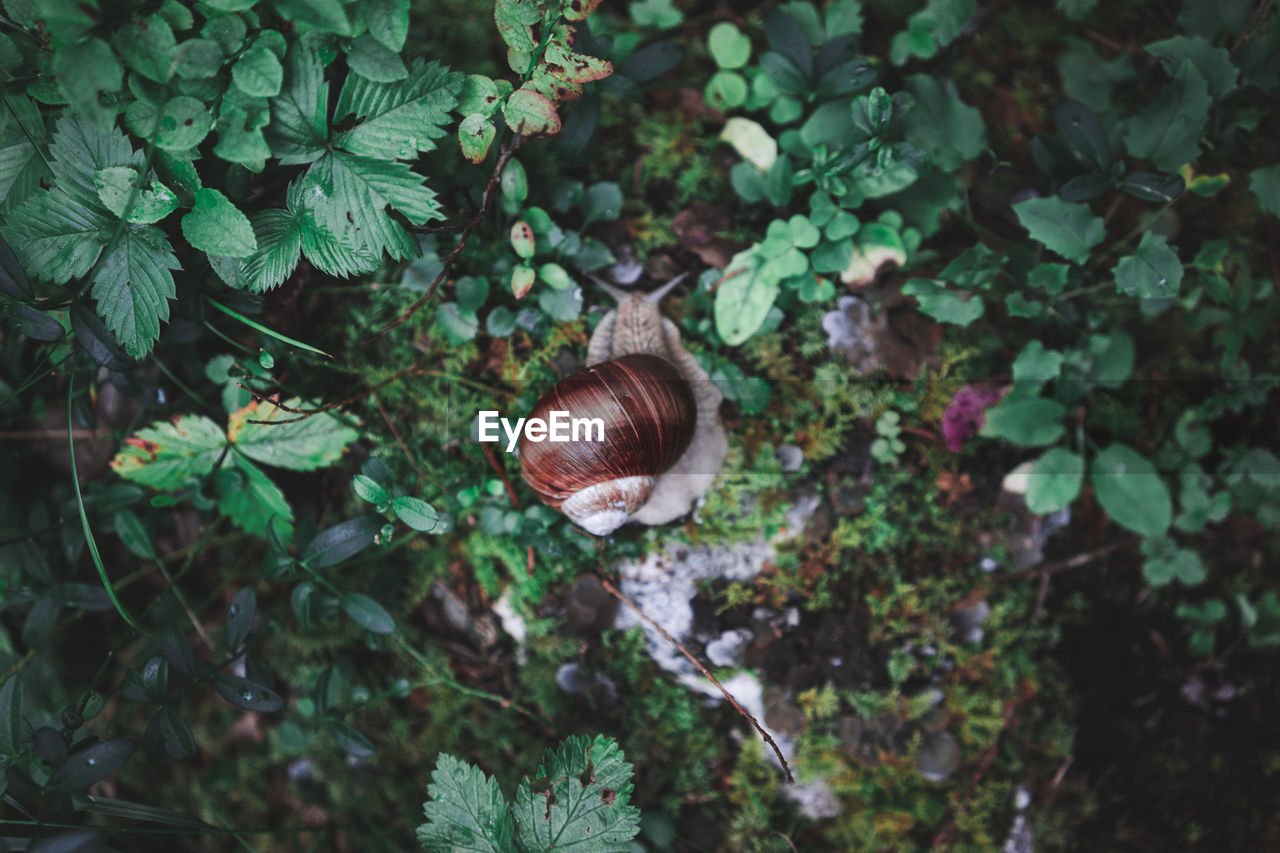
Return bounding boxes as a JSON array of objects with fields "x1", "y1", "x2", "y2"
[{"x1": 517, "y1": 274, "x2": 729, "y2": 535}]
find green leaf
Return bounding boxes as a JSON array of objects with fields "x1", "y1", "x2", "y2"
[
  {"x1": 458, "y1": 75, "x2": 506, "y2": 116},
  {"x1": 333, "y1": 59, "x2": 464, "y2": 160},
  {"x1": 90, "y1": 225, "x2": 180, "y2": 358},
  {"x1": 1124, "y1": 60, "x2": 1211, "y2": 172},
  {"x1": 272, "y1": 0, "x2": 352, "y2": 35},
  {"x1": 268, "y1": 46, "x2": 330, "y2": 165},
  {"x1": 503, "y1": 87, "x2": 561, "y2": 136},
  {"x1": 240, "y1": 208, "x2": 302, "y2": 292},
  {"x1": 630, "y1": 0, "x2": 683, "y2": 28},
  {"x1": 514, "y1": 735, "x2": 641, "y2": 851},
  {"x1": 341, "y1": 592, "x2": 395, "y2": 634},
  {"x1": 1250, "y1": 164, "x2": 1280, "y2": 219},
  {"x1": 459, "y1": 114, "x2": 497, "y2": 163},
  {"x1": 331, "y1": 720, "x2": 377, "y2": 757},
  {"x1": 1012, "y1": 196, "x2": 1105, "y2": 264},
  {"x1": 353, "y1": 474, "x2": 389, "y2": 505},
  {"x1": 93, "y1": 167, "x2": 179, "y2": 224},
  {"x1": 225, "y1": 587, "x2": 257, "y2": 652},
  {"x1": 417, "y1": 754, "x2": 514, "y2": 853},
  {"x1": 1145, "y1": 35, "x2": 1238, "y2": 100},
  {"x1": 715, "y1": 250, "x2": 781, "y2": 345},
  {"x1": 227, "y1": 397, "x2": 359, "y2": 470},
  {"x1": 1011, "y1": 340, "x2": 1063, "y2": 394},
  {"x1": 0, "y1": 673, "x2": 22, "y2": 757},
  {"x1": 392, "y1": 496, "x2": 439, "y2": 531},
  {"x1": 347, "y1": 33, "x2": 407, "y2": 82},
  {"x1": 216, "y1": 453, "x2": 295, "y2": 541},
  {"x1": 902, "y1": 74, "x2": 985, "y2": 173},
  {"x1": 367, "y1": 0, "x2": 410, "y2": 51},
  {"x1": 901, "y1": 279, "x2": 984, "y2": 326},
  {"x1": 494, "y1": 0, "x2": 541, "y2": 55},
  {"x1": 1141, "y1": 535, "x2": 1206, "y2": 587},
  {"x1": 51, "y1": 738, "x2": 136, "y2": 791},
  {"x1": 301, "y1": 150, "x2": 441, "y2": 260},
  {"x1": 182, "y1": 188, "x2": 256, "y2": 257},
  {"x1": 114, "y1": 15, "x2": 177, "y2": 83},
  {"x1": 213, "y1": 674, "x2": 284, "y2": 712},
  {"x1": 154, "y1": 96, "x2": 215, "y2": 151},
  {"x1": 0, "y1": 95, "x2": 49, "y2": 212},
  {"x1": 215, "y1": 107, "x2": 272, "y2": 172},
  {"x1": 52, "y1": 38, "x2": 123, "y2": 126},
  {"x1": 113, "y1": 509, "x2": 157, "y2": 560},
  {"x1": 582, "y1": 182, "x2": 623, "y2": 225},
  {"x1": 110, "y1": 414, "x2": 226, "y2": 489},
  {"x1": 708, "y1": 22, "x2": 751, "y2": 69},
  {"x1": 146, "y1": 706, "x2": 197, "y2": 760},
  {"x1": 176, "y1": 38, "x2": 225, "y2": 79},
  {"x1": 1056, "y1": 0, "x2": 1097, "y2": 20},
  {"x1": 302, "y1": 514, "x2": 382, "y2": 568},
  {"x1": 1025, "y1": 448, "x2": 1084, "y2": 513},
  {"x1": 981, "y1": 397, "x2": 1066, "y2": 446},
  {"x1": 1114, "y1": 231, "x2": 1183, "y2": 298},
  {"x1": 1092, "y1": 445, "x2": 1173, "y2": 537},
  {"x1": 232, "y1": 45, "x2": 284, "y2": 97}
]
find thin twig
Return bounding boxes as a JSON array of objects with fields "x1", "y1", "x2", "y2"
[
  {"x1": 362, "y1": 136, "x2": 526, "y2": 346},
  {"x1": 992, "y1": 540, "x2": 1129, "y2": 582},
  {"x1": 598, "y1": 577, "x2": 795, "y2": 783},
  {"x1": 236, "y1": 360, "x2": 425, "y2": 425}
]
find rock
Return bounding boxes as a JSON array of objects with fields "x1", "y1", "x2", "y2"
[
  {"x1": 706, "y1": 629, "x2": 752, "y2": 667},
  {"x1": 775, "y1": 444, "x2": 804, "y2": 472},
  {"x1": 953, "y1": 599, "x2": 991, "y2": 644},
  {"x1": 916, "y1": 731, "x2": 961, "y2": 782}
]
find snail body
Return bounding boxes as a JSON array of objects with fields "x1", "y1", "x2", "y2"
[{"x1": 517, "y1": 275, "x2": 729, "y2": 534}]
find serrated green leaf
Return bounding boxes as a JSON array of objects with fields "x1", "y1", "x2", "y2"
[
  {"x1": 1145, "y1": 35, "x2": 1238, "y2": 99},
  {"x1": 182, "y1": 188, "x2": 256, "y2": 257},
  {"x1": 90, "y1": 225, "x2": 180, "y2": 358},
  {"x1": 1093, "y1": 445, "x2": 1172, "y2": 537},
  {"x1": 1114, "y1": 231, "x2": 1183, "y2": 298},
  {"x1": 1124, "y1": 60, "x2": 1211, "y2": 172},
  {"x1": 0, "y1": 672, "x2": 23, "y2": 756},
  {"x1": 240, "y1": 208, "x2": 302, "y2": 291},
  {"x1": 417, "y1": 754, "x2": 514, "y2": 853},
  {"x1": 902, "y1": 74, "x2": 985, "y2": 173},
  {"x1": 216, "y1": 452, "x2": 295, "y2": 540},
  {"x1": 0, "y1": 96, "x2": 49, "y2": 212},
  {"x1": 232, "y1": 45, "x2": 284, "y2": 97},
  {"x1": 298, "y1": 210, "x2": 380, "y2": 278},
  {"x1": 93, "y1": 167, "x2": 179, "y2": 224},
  {"x1": 301, "y1": 150, "x2": 441, "y2": 260},
  {"x1": 514, "y1": 734, "x2": 641, "y2": 852},
  {"x1": 1012, "y1": 196, "x2": 1105, "y2": 264},
  {"x1": 114, "y1": 15, "x2": 177, "y2": 83},
  {"x1": 268, "y1": 45, "x2": 330, "y2": 164},
  {"x1": 227, "y1": 397, "x2": 359, "y2": 470},
  {"x1": 111, "y1": 414, "x2": 226, "y2": 489},
  {"x1": 503, "y1": 87, "x2": 561, "y2": 136},
  {"x1": 333, "y1": 59, "x2": 463, "y2": 159}
]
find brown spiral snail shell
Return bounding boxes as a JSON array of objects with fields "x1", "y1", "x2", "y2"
[{"x1": 517, "y1": 275, "x2": 729, "y2": 535}]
